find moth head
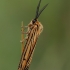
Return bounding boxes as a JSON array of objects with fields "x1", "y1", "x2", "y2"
[{"x1": 28, "y1": 20, "x2": 43, "y2": 34}]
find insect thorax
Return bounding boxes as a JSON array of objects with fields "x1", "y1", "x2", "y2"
[{"x1": 28, "y1": 20, "x2": 43, "y2": 35}]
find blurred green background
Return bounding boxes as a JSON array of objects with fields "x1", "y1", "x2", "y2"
[{"x1": 0, "y1": 0, "x2": 70, "y2": 70}]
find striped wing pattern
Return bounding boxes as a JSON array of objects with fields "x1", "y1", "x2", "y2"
[{"x1": 18, "y1": 22, "x2": 40, "y2": 70}]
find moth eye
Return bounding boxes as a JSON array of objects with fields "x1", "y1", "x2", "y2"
[{"x1": 32, "y1": 19, "x2": 37, "y2": 24}]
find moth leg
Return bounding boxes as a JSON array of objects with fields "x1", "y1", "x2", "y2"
[
  {"x1": 22, "y1": 32, "x2": 28, "y2": 34},
  {"x1": 21, "y1": 26, "x2": 28, "y2": 30},
  {"x1": 25, "y1": 36, "x2": 28, "y2": 40},
  {"x1": 20, "y1": 37, "x2": 28, "y2": 43},
  {"x1": 21, "y1": 21, "x2": 25, "y2": 53},
  {"x1": 21, "y1": 26, "x2": 28, "y2": 28},
  {"x1": 24, "y1": 26, "x2": 28, "y2": 28},
  {"x1": 21, "y1": 22, "x2": 29, "y2": 53},
  {"x1": 20, "y1": 39, "x2": 25, "y2": 43}
]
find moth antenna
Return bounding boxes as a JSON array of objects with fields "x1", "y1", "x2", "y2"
[
  {"x1": 33, "y1": 0, "x2": 49, "y2": 23},
  {"x1": 37, "y1": 3, "x2": 49, "y2": 19},
  {"x1": 35, "y1": 0, "x2": 41, "y2": 20},
  {"x1": 33, "y1": 0, "x2": 41, "y2": 23}
]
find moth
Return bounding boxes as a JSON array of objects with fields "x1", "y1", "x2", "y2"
[{"x1": 18, "y1": 0, "x2": 48, "y2": 70}]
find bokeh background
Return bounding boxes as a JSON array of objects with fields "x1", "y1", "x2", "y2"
[{"x1": 0, "y1": 0, "x2": 70, "y2": 70}]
